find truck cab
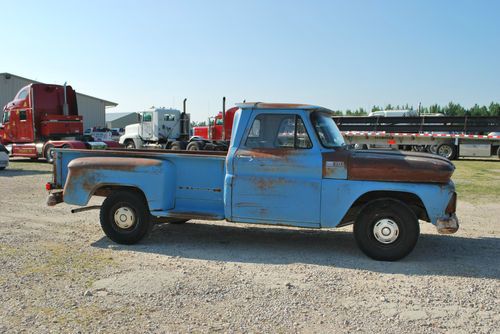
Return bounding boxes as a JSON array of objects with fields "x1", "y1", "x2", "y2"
[
  {"x1": 48, "y1": 102, "x2": 459, "y2": 261},
  {"x1": 1, "y1": 83, "x2": 119, "y2": 162},
  {"x1": 119, "y1": 107, "x2": 190, "y2": 149}
]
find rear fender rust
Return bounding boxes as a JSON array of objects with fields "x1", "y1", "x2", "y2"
[
  {"x1": 67, "y1": 156, "x2": 163, "y2": 171},
  {"x1": 63, "y1": 157, "x2": 170, "y2": 208}
]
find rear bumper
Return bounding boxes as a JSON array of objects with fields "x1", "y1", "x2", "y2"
[{"x1": 436, "y1": 213, "x2": 459, "y2": 234}]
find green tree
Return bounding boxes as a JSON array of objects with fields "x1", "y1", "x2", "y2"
[{"x1": 489, "y1": 102, "x2": 500, "y2": 116}]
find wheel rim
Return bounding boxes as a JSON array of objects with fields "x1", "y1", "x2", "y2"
[
  {"x1": 373, "y1": 218, "x2": 399, "y2": 244},
  {"x1": 113, "y1": 206, "x2": 136, "y2": 229},
  {"x1": 47, "y1": 148, "x2": 55, "y2": 162},
  {"x1": 437, "y1": 145, "x2": 452, "y2": 159},
  {"x1": 126, "y1": 142, "x2": 135, "y2": 149}
]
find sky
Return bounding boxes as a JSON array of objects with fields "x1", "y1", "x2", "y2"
[{"x1": 1, "y1": 0, "x2": 499, "y2": 121}]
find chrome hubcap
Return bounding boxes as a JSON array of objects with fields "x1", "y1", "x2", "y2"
[
  {"x1": 113, "y1": 207, "x2": 136, "y2": 229},
  {"x1": 373, "y1": 219, "x2": 399, "y2": 244}
]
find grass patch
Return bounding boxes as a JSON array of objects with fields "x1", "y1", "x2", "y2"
[
  {"x1": 19, "y1": 242, "x2": 116, "y2": 284},
  {"x1": 452, "y1": 160, "x2": 500, "y2": 203}
]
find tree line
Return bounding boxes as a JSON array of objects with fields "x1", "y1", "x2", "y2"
[{"x1": 330, "y1": 102, "x2": 500, "y2": 116}]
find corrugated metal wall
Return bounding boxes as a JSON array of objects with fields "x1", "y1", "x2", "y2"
[
  {"x1": 0, "y1": 74, "x2": 110, "y2": 129},
  {"x1": 106, "y1": 113, "x2": 138, "y2": 129},
  {"x1": 76, "y1": 94, "x2": 107, "y2": 130}
]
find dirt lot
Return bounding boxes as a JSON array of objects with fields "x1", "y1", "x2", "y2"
[{"x1": 0, "y1": 159, "x2": 499, "y2": 333}]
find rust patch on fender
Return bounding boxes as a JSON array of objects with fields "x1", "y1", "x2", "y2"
[
  {"x1": 348, "y1": 150, "x2": 454, "y2": 183},
  {"x1": 68, "y1": 157, "x2": 162, "y2": 171},
  {"x1": 322, "y1": 149, "x2": 454, "y2": 183},
  {"x1": 322, "y1": 149, "x2": 350, "y2": 178}
]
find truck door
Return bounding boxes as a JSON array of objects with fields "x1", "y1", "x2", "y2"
[
  {"x1": 231, "y1": 112, "x2": 321, "y2": 227},
  {"x1": 140, "y1": 111, "x2": 153, "y2": 139},
  {"x1": 15, "y1": 109, "x2": 34, "y2": 142}
]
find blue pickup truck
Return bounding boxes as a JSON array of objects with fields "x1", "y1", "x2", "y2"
[{"x1": 47, "y1": 103, "x2": 459, "y2": 261}]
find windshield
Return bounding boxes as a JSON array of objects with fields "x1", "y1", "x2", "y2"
[{"x1": 310, "y1": 111, "x2": 345, "y2": 148}]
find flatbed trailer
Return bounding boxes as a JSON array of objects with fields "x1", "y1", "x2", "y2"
[{"x1": 333, "y1": 116, "x2": 500, "y2": 160}]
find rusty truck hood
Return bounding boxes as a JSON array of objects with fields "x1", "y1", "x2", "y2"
[{"x1": 323, "y1": 149, "x2": 455, "y2": 183}]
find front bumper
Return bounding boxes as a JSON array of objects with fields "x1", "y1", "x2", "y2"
[{"x1": 436, "y1": 213, "x2": 459, "y2": 234}]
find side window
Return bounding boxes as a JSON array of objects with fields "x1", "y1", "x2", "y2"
[
  {"x1": 245, "y1": 114, "x2": 312, "y2": 149},
  {"x1": 142, "y1": 112, "x2": 152, "y2": 122},
  {"x1": 2, "y1": 111, "x2": 10, "y2": 123},
  {"x1": 16, "y1": 88, "x2": 29, "y2": 100},
  {"x1": 19, "y1": 110, "x2": 27, "y2": 121},
  {"x1": 164, "y1": 114, "x2": 175, "y2": 121}
]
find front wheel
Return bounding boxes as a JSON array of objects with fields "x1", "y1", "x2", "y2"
[
  {"x1": 100, "y1": 191, "x2": 151, "y2": 244},
  {"x1": 353, "y1": 199, "x2": 419, "y2": 261},
  {"x1": 124, "y1": 140, "x2": 136, "y2": 149}
]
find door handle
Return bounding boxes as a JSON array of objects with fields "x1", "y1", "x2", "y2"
[{"x1": 237, "y1": 154, "x2": 254, "y2": 161}]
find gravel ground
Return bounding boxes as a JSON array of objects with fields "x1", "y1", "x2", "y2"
[{"x1": 0, "y1": 159, "x2": 499, "y2": 333}]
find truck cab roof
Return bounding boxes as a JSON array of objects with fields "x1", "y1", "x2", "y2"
[{"x1": 236, "y1": 102, "x2": 333, "y2": 113}]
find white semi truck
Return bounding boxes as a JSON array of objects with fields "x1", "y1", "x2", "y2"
[{"x1": 119, "y1": 99, "x2": 191, "y2": 150}]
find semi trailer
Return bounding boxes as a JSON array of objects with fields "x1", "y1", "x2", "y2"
[{"x1": 333, "y1": 115, "x2": 500, "y2": 160}]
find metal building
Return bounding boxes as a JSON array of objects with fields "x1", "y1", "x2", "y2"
[
  {"x1": 106, "y1": 112, "x2": 138, "y2": 129},
  {"x1": 0, "y1": 72, "x2": 117, "y2": 130}
]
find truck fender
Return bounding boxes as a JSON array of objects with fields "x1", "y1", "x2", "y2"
[
  {"x1": 63, "y1": 157, "x2": 175, "y2": 211},
  {"x1": 320, "y1": 180, "x2": 455, "y2": 227}
]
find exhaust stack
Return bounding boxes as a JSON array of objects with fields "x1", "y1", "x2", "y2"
[
  {"x1": 222, "y1": 97, "x2": 226, "y2": 141},
  {"x1": 62, "y1": 82, "x2": 69, "y2": 116}
]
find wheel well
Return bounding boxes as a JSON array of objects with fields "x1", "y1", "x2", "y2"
[
  {"x1": 93, "y1": 185, "x2": 148, "y2": 208},
  {"x1": 338, "y1": 191, "x2": 429, "y2": 227}
]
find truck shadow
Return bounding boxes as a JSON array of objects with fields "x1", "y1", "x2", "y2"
[
  {"x1": 92, "y1": 222, "x2": 500, "y2": 279},
  {"x1": 0, "y1": 168, "x2": 51, "y2": 177}
]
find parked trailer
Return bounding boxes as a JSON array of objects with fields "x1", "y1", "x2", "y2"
[
  {"x1": 47, "y1": 102, "x2": 459, "y2": 261},
  {"x1": 333, "y1": 116, "x2": 500, "y2": 160}
]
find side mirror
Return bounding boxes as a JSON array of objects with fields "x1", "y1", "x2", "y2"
[{"x1": 137, "y1": 114, "x2": 142, "y2": 123}]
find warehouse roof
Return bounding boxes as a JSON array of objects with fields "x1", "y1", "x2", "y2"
[{"x1": 1, "y1": 72, "x2": 118, "y2": 107}]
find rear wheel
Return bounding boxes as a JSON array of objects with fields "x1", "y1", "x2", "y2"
[
  {"x1": 100, "y1": 191, "x2": 151, "y2": 244},
  {"x1": 187, "y1": 141, "x2": 203, "y2": 151},
  {"x1": 353, "y1": 199, "x2": 419, "y2": 261},
  {"x1": 44, "y1": 144, "x2": 56, "y2": 164},
  {"x1": 437, "y1": 143, "x2": 457, "y2": 160},
  {"x1": 170, "y1": 141, "x2": 186, "y2": 151}
]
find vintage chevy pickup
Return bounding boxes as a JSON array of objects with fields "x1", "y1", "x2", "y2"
[{"x1": 47, "y1": 103, "x2": 459, "y2": 261}]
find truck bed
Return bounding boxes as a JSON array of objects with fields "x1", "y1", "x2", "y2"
[{"x1": 54, "y1": 148, "x2": 227, "y2": 219}]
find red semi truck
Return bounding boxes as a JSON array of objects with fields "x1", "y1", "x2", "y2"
[
  {"x1": 0, "y1": 83, "x2": 120, "y2": 162},
  {"x1": 190, "y1": 97, "x2": 237, "y2": 150}
]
